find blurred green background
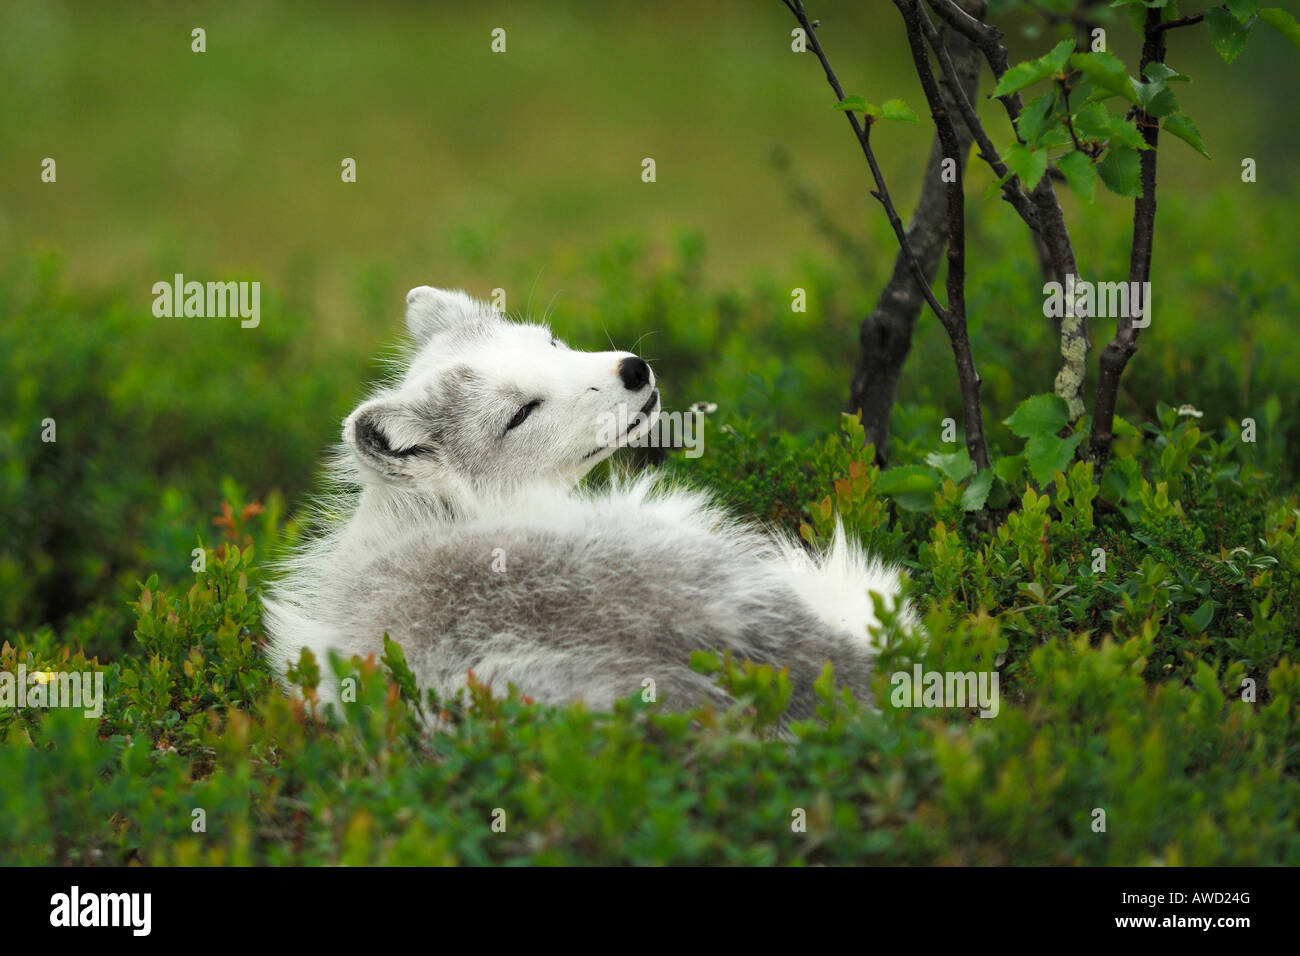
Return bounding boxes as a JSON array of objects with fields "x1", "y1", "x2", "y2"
[
  {"x1": 1, "y1": 0, "x2": 1297, "y2": 640},
  {"x1": 3, "y1": 1, "x2": 1297, "y2": 314}
]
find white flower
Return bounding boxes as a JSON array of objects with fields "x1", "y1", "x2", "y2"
[{"x1": 1177, "y1": 404, "x2": 1204, "y2": 419}]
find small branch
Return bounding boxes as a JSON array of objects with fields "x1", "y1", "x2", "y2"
[
  {"x1": 844, "y1": 0, "x2": 986, "y2": 464},
  {"x1": 1090, "y1": 5, "x2": 1167, "y2": 473},
  {"x1": 1060, "y1": 79, "x2": 1084, "y2": 154},
  {"x1": 896, "y1": 0, "x2": 991, "y2": 472},
  {"x1": 781, "y1": 0, "x2": 950, "y2": 322},
  {"x1": 927, "y1": 0, "x2": 1023, "y2": 128},
  {"x1": 913, "y1": 3, "x2": 1040, "y2": 232},
  {"x1": 1153, "y1": 12, "x2": 1206, "y2": 35},
  {"x1": 927, "y1": 0, "x2": 1088, "y2": 424}
]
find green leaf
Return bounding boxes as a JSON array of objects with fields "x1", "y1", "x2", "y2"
[
  {"x1": 1036, "y1": 127, "x2": 1073, "y2": 150},
  {"x1": 1122, "y1": 1, "x2": 1150, "y2": 33},
  {"x1": 1066, "y1": 80, "x2": 1097, "y2": 107},
  {"x1": 1071, "y1": 102, "x2": 1112, "y2": 141},
  {"x1": 1042, "y1": 39, "x2": 1075, "y2": 74},
  {"x1": 877, "y1": 465, "x2": 941, "y2": 513},
  {"x1": 1107, "y1": 116, "x2": 1150, "y2": 151},
  {"x1": 1079, "y1": 83, "x2": 1121, "y2": 107},
  {"x1": 1004, "y1": 393, "x2": 1069, "y2": 438},
  {"x1": 994, "y1": 59, "x2": 1054, "y2": 97},
  {"x1": 1134, "y1": 79, "x2": 1180, "y2": 118},
  {"x1": 1098, "y1": 145, "x2": 1142, "y2": 197},
  {"x1": 876, "y1": 465, "x2": 941, "y2": 495},
  {"x1": 689, "y1": 649, "x2": 722, "y2": 675},
  {"x1": 983, "y1": 168, "x2": 1015, "y2": 200},
  {"x1": 1098, "y1": 464, "x2": 1132, "y2": 502},
  {"x1": 1025, "y1": 432, "x2": 1084, "y2": 486},
  {"x1": 1016, "y1": 91, "x2": 1060, "y2": 146},
  {"x1": 834, "y1": 95, "x2": 874, "y2": 115},
  {"x1": 994, "y1": 454, "x2": 1026, "y2": 485},
  {"x1": 993, "y1": 41, "x2": 1073, "y2": 99},
  {"x1": 1156, "y1": 400, "x2": 1177, "y2": 430},
  {"x1": 1148, "y1": 88, "x2": 1180, "y2": 118},
  {"x1": 1180, "y1": 601, "x2": 1215, "y2": 634},
  {"x1": 1207, "y1": 6, "x2": 1253, "y2": 63},
  {"x1": 986, "y1": 476, "x2": 1011, "y2": 509},
  {"x1": 1005, "y1": 142, "x2": 1048, "y2": 190},
  {"x1": 892, "y1": 493, "x2": 937, "y2": 513},
  {"x1": 382, "y1": 634, "x2": 425, "y2": 716},
  {"x1": 1227, "y1": 0, "x2": 1260, "y2": 25},
  {"x1": 926, "y1": 448, "x2": 973, "y2": 483},
  {"x1": 880, "y1": 98, "x2": 919, "y2": 122},
  {"x1": 1112, "y1": 415, "x2": 1140, "y2": 438},
  {"x1": 1258, "y1": 8, "x2": 1300, "y2": 49},
  {"x1": 1142, "y1": 62, "x2": 1189, "y2": 83},
  {"x1": 1070, "y1": 51, "x2": 1138, "y2": 104},
  {"x1": 1055, "y1": 150, "x2": 1097, "y2": 202},
  {"x1": 1162, "y1": 113, "x2": 1210, "y2": 159},
  {"x1": 961, "y1": 469, "x2": 994, "y2": 511}
]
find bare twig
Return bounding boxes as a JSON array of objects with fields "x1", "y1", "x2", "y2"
[
  {"x1": 1060, "y1": 79, "x2": 1086, "y2": 154},
  {"x1": 1153, "y1": 12, "x2": 1206, "y2": 34},
  {"x1": 780, "y1": 0, "x2": 949, "y2": 322},
  {"x1": 896, "y1": 0, "x2": 992, "y2": 472}
]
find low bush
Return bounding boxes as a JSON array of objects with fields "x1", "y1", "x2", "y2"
[{"x1": 3, "y1": 399, "x2": 1296, "y2": 865}]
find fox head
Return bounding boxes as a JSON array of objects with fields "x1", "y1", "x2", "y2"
[{"x1": 343, "y1": 287, "x2": 660, "y2": 497}]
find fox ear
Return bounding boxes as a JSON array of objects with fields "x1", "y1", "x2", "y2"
[
  {"x1": 344, "y1": 395, "x2": 441, "y2": 479},
  {"x1": 404, "y1": 286, "x2": 482, "y2": 345}
]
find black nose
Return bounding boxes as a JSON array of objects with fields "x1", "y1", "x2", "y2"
[{"x1": 618, "y1": 356, "x2": 650, "y2": 391}]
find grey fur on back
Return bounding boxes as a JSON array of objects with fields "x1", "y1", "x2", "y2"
[{"x1": 265, "y1": 476, "x2": 886, "y2": 722}]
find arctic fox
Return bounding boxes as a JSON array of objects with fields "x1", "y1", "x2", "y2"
[{"x1": 263, "y1": 286, "x2": 914, "y2": 723}]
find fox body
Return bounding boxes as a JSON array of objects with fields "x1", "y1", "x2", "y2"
[{"x1": 263, "y1": 287, "x2": 913, "y2": 720}]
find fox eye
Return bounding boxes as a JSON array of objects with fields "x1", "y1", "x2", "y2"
[
  {"x1": 550, "y1": 338, "x2": 560, "y2": 348},
  {"x1": 505, "y1": 399, "x2": 541, "y2": 432}
]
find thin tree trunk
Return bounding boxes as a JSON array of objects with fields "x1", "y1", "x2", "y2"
[
  {"x1": 897, "y1": 0, "x2": 991, "y2": 472},
  {"x1": 928, "y1": 0, "x2": 1088, "y2": 423},
  {"x1": 847, "y1": 0, "x2": 984, "y2": 465},
  {"x1": 1090, "y1": 5, "x2": 1164, "y2": 473},
  {"x1": 1032, "y1": 178, "x2": 1086, "y2": 421}
]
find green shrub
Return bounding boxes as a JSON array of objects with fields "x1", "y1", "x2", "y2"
[
  {"x1": 0, "y1": 254, "x2": 360, "y2": 646},
  {"x1": 3, "y1": 392, "x2": 1297, "y2": 865}
]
